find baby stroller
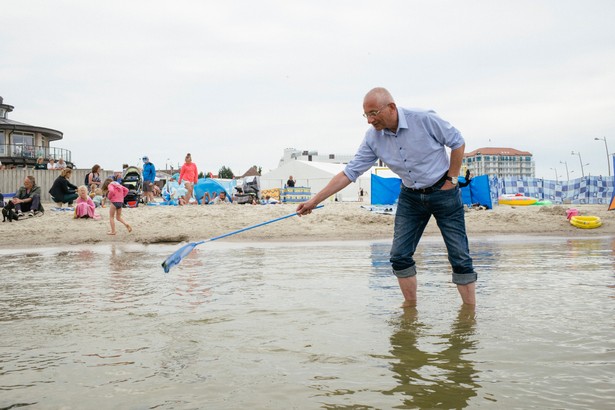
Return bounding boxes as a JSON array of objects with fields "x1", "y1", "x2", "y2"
[
  {"x1": 121, "y1": 166, "x2": 143, "y2": 207},
  {"x1": 234, "y1": 176, "x2": 260, "y2": 205}
]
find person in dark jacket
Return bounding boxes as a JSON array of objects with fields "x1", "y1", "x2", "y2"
[
  {"x1": 49, "y1": 168, "x2": 78, "y2": 206},
  {"x1": 13, "y1": 175, "x2": 45, "y2": 217}
]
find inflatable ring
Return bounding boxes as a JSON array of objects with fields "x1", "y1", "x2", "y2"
[{"x1": 570, "y1": 215, "x2": 602, "y2": 229}]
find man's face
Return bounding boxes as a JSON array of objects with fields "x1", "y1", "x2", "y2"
[
  {"x1": 23, "y1": 178, "x2": 33, "y2": 189},
  {"x1": 219, "y1": 192, "x2": 226, "y2": 199},
  {"x1": 363, "y1": 99, "x2": 395, "y2": 131}
]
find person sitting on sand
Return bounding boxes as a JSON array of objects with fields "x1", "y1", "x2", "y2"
[
  {"x1": 12, "y1": 175, "x2": 45, "y2": 217},
  {"x1": 74, "y1": 185, "x2": 100, "y2": 219},
  {"x1": 262, "y1": 195, "x2": 279, "y2": 205},
  {"x1": 49, "y1": 168, "x2": 79, "y2": 206},
  {"x1": 209, "y1": 191, "x2": 231, "y2": 205},
  {"x1": 101, "y1": 178, "x2": 132, "y2": 235},
  {"x1": 91, "y1": 188, "x2": 105, "y2": 208}
]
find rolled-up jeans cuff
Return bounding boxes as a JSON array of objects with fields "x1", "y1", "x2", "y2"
[
  {"x1": 452, "y1": 272, "x2": 477, "y2": 285},
  {"x1": 393, "y1": 265, "x2": 417, "y2": 278}
]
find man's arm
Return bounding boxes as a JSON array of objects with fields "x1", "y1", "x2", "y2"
[
  {"x1": 443, "y1": 144, "x2": 465, "y2": 189},
  {"x1": 448, "y1": 144, "x2": 465, "y2": 177},
  {"x1": 296, "y1": 172, "x2": 352, "y2": 216}
]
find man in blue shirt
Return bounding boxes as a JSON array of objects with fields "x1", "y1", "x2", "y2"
[
  {"x1": 142, "y1": 156, "x2": 156, "y2": 204},
  {"x1": 297, "y1": 87, "x2": 476, "y2": 307}
]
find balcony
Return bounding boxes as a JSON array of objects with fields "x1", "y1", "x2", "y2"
[{"x1": 0, "y1": 144, "x2": 73, "y2": 168}]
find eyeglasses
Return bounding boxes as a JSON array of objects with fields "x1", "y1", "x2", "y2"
[{"x1": 362, "y1": 104, "x2": 389, "y2": 118}]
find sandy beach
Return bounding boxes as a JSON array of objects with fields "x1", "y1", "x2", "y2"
[{"x1": 1, "y1": 201, "x2": 613, "y2": 248}]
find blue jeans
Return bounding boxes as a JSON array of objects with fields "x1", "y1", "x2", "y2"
[{"x1": 390, "y1": 184, "x2": 477, "y2": 285}]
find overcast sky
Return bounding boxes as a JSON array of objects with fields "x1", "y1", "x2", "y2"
[{"x1": 2, "y1": 0, "x2": 614, "y2": 179}]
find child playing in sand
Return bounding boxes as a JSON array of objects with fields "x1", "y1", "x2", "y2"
[
  {"x1": 101, "y1": 178, "x2": 132, "y2": 235},
  {"x1": 91, "y1": 188, "x2": 104, "y2": 208},
  {"x1": 74, "y1": 185, "x2": 100, "y2": 219}
]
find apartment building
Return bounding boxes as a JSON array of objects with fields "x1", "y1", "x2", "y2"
[{"x1": 463, "y1": 147, "x2": 535, "y2": 178}]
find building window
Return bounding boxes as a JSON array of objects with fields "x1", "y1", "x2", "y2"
[
  {"x1": 11, "y1": 132, "x2": 35, "y2": 158},
  {"x1": 329, "y1": 154, "x2": 335, "y2": 159}
]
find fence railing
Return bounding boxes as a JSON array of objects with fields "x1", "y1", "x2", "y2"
[{"x1": 0, "y1": 144, "x2": 72, "y2": 162}]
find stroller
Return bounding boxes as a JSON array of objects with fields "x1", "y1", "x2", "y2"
[
  {"x1": 234, "y1": 176, "x2": 260, "y2": 205},
  {"x1": 121, "y1": 166, "x2": 143, "y2": 207}
]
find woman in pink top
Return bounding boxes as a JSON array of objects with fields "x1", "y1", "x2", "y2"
[
  {"x1": 179, "y1": 153, "x2": 198, "y2": 204},
  {"x1": 102, "y1": 178, "x2": 132, "y2": 235}
]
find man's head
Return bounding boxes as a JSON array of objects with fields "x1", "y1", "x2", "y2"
[
  {"x1": 23, "y1": 176, "x2": 35, "y2": 189},
  {"x1": 363, "y1": 87, "x2": 398, "y2": 131},
  {"x1": 142, "y1": 156, "x2": 149, "y2": 163},
  {"x1": 219, "y1": 191, "x2": 226, "y2": 199}
]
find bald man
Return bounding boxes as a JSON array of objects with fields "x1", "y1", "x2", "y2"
[{"x1": 297, "y1": 87, "x2": 476, "y2": 307}]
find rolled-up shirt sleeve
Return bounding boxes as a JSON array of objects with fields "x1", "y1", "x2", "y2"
[{"x1": 343, "y1": 136, "x2": 378, "y2": 182}]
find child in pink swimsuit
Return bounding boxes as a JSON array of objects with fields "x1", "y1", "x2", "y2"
[{"x1": 101, "y1": 178, "x2": 132, "y2": 235}]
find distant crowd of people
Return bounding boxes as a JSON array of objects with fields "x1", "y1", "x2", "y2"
[{"x1": 2, "y1": 152, "x2": 286, "y2": 233}]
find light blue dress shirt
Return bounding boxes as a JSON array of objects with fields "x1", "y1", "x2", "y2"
[{"x1": 343, "y1": 107, "x2": 465, "y2": 189}]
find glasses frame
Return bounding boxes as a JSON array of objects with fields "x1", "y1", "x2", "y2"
[{"x1": 362, "y1": 104, "x2": 390, "y2": 118}]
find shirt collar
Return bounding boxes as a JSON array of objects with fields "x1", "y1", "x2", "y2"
[{"x1": 385, "y1": 106, "x2": 407, "y2": 134}]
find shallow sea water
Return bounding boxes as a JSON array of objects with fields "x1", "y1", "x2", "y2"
[{"x1": 1, "y1": 237, "x2": 614, "y2": 409}]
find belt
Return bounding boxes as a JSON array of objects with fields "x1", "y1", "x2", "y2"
[{"x1": 403, "y1": 173, "x2": 448, "y2": 194}]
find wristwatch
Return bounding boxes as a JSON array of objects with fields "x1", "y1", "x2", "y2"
[{"x1": 446, "y1": 175, "x2": 458, "y2": 185}]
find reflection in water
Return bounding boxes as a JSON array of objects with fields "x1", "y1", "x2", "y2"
[
  {"x1": 385, "y1": 305, "x2": 479, "y2": 408},
  {"x1": 1, "y1": 238, "x2": 614, "y2": 409}
]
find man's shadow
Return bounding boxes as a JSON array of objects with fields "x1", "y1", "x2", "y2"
[{"x1": 384, "y1": 305, "x2": 480, "y2": 408}]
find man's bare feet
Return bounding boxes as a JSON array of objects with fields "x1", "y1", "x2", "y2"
[
  {"x1": 107, "y1": 231, "x2": 116, "y2": 235},
  {"x1": 126, "y1": 224, "x2": 132, "y2": 233}
]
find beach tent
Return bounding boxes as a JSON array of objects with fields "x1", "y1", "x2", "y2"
[
  {"x1": 194, "y1": 178, "x2": 232, "y2": 204},
  {"x1": 370, "y1": 173, "x2": 493, "y2": 208},
  {"x1": 370, "y1": 174, "x2": 401, "y2": 205},
  {"x1": 260, "y1": 160, "x2": 372, "y2": 202},
  {"x1": 460, "y1": 174, "x2": 492, "y2": 209}
]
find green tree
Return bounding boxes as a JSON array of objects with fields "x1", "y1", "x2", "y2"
[
  {"x1": 198, "y1": 171, "x2": 205, "y2": 179},
  {"x1": 218, "y1": 166, "x2": 234, "y2": 179}
]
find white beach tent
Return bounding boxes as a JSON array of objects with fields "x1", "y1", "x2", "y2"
[{"x1": 260, "y1": 160, "x2": 383, "y2": 202}]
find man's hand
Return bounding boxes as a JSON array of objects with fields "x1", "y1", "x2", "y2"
[{"x1": 296, "y1": 200, "x2": 317, "y2": 216}]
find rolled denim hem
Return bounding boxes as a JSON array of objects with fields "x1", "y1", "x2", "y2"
[
  {"x1": 392, "y1": 265, "x2": 417, "y2": 278},
  {"x1": 452, "y1": 272, "x2": 477, "y2": 285}
]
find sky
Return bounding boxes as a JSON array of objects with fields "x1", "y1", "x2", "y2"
[{"x1": 2, "y1": 0, "x2": 614, "y2": 180}]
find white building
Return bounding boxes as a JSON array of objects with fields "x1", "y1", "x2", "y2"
[
  {"x1": 261, "y1": 160, "x2": 379, "y2": 202},
  {"x1": 463, "y1": 147, "x2": 535, "y2": 178}
]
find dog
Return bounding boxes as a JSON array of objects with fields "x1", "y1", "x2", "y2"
[{"x1": 2, "y1": 200, "x2": 19, "y2": 222}]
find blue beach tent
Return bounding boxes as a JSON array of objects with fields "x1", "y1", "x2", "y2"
[
  {"x1": 370, "y1": 173, "x2": 492, "y2": 209},
  {"x1": 193, "y1": 178, "x2": 232, "y2": 204}
]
